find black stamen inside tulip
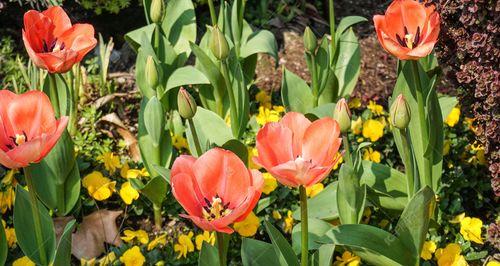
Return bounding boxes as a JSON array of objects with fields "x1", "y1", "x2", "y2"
[
  {"x1": 404, "y1": 26, "x2": 409, "y2": 36},
  {"x1": 42, "y1": 40, "x2": 49, "y2": 52},
  {"x1": 413, "y1": 26, "x2": 421, "y2": 48},
  {"x1": 396, "y1": 34, "x2": 407, "y2": 47}
]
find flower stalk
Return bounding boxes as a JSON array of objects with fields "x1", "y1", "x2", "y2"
[
  {"x1": 153, "y1": 203, "x2": 162, "y2": 230},
  {"x1": 216, "y1": 232, "x2": 227, "y2": 266},
  {"x1": 207, "y1": 0, "x2": 217, "y2": 26},
  {"x1": 48, "y1": 73, "x2": 60, "y2": 117},
  {"x1": 299, "y1": 185, "x2": 308, "y2": 266}
]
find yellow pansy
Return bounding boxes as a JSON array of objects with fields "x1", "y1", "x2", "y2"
[
  {"x1": 362, "y1": 119, "x2": 384, "y2": 142},
  {"x1": 334, "y1": 251, "x2": 361, "y2": 266},
  {"x1": 333, "y1": 153, "x2": 343, "y2": 170},
  {"x1": 121, "y1": 229, "x2": 149, "y2": 245},
  {"x1": 248, "y1": 147, "x2": 261, "y2": 169},
  {"x1": 284, "y1": 210, "x2": 294, "y2": 234},
  {"x1": 148, "y1": 234, "x2": 167, "y2": 251},
  {"x1": 255, "y1": 90, "x2": 272, "y2": 109},
  {"x1": 13, "y1": 256, "x2": 35, "y2": 266},
  {"x1": 234, "y1": 212, "x2": 260, "y2": 237},
  {"x1": 367, "y1": 100, "x2": 384, "y2": 116},
  {"x1": 487, "y1": 261, "x2": 500, "y2": 266},
  {"x1": 98, "y1": 252, "x2": 116, "y2": 265},
  {"x1": 306, "y1": 183, "x2": 324, "y2": 198},
  {"x1": 174, "y1": 232, "x2": 195, "y2": 259},
  {"x1": 82, "y1": 171, "x2": 116, "y2": 201},
  {"x1": 435, "y1": 243, "x2": 468, "y2": 266},
  {"x1": 120, "y1": 246, "x2": 145, "y2": 266},
  {"x1": 468, "y1": 142, "x2": 487, "y2": 166},
  {"x1": 445, "y1": 107, "x2": 461, "y2": 127},
  {"x1": 195, "y1": 231, "x2": 216, "y2": 251},
  {"x1": 272, "y1": 210, "x2": 282, "y2": 220},
  {"x1": 80, "y1": 257, "x2": 96, "y2": 266},
  {"x1": 262, "y1": 173, "x2": 278, "y2": 195},
  {"x1": 256, "y1": 106, "x2": 285, "y2": 126},
  {"x1": 97, "y1": 152, "x2": 122, "y2": 174},
  {"x1": 351, "y1": 117, "x2": 363, "y2": 135},
  {"x1": 1, "y1": 169, "x2": 17, "y2": 185},
  {"x1": 120, "y1": 182, "x2": 140, "y2": 205},
  {"x1": 421, "y1": 240, "x2": 437, "y2": 260},
  {"x1": 460, "y1": 217, "x2": 483, "y2": 244},
  {"x1": 121, "y1": 163, "x2": 149, "y2": 179},
  {"x1": 0, "y1": 186, "x2": 14, "y2": 213},
  {"x1": 2, "y1": 220, "x2": 16, "y2": 247},
  {"x1": 348, "y1": 97, "x2": 361, "y2": 109},
  {"x1": 172, "y1": 134, "x2": 190, "y2": 151},
  {"x1": 450, "y1": 212, "x2": 466, "y2": 224},
  {"x1": 363, "y1": 147, "x2": 381, "y2": 163}
]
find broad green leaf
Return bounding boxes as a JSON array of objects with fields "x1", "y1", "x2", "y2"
[
  {"x1": 0, "y1": 221, "x2": 6, "y2": 266},
  {"x1": 264, "y1": 221, "x2": 300, "y2": 266},
  {"x1": 335, "y1": 29, "x2": 361, "y2": 98},
  {"x1": 292, "y1": 218, "x2": 334, "y2": 254},
  {"x1": 141, "y1": 176, "x2": 169, "y2": 206},
  {"x1": 143, "y1": 96, "x2": 165, "y2": 147},
  {"x1": 161, "y1": 0, "x2": 197, "y2": 57},
  {"x1": 227, "y1": 51, "x2": 250, "y2": 138},
  {"x1": 438, "y1": 96, "x2": 458, "y2": 120},
  {"x1": 293, "y1": 182, "x2": 338, "y2": 221},
  {"x1": 165, "y1": 66, "x2": 210, "y2": 92},
  {"x1": 310, "y1": 244, "x2": 335, "y2": 266},
  {"x1": 337, "y1": 164, "x2": 366, "y2": 224},
  {"x1": 335, "y1": 16, "x2": 368, "y2": 38},
  {"x1": 306, "y1": 103, "x2": 336, "y2": 120},
  {"x1": 191, "y1": 42, "x2": 226, "y2": 104},
  {"x1": 125, "y1": 24, "x2": 155, "y2": 52},
  {"x1": 281, "y1": 69, "x2": 314, "y2": 113},
  {"x1": 53, "y1": 220, "x2": 76, "y2": 266},
  {"x1": 43, "y1": 73, "x2": 73, "y2": 118},
  {"x1": 241, "y1": 238, "x2": 281, "y2": 266},
  {"x1": 152, "y1": 165, "x2": 171, "y2": 184},
  {"x1": 240, "y1": 30, "x2": 278, "y2": 60},
  {"x1": 198, "y1": 242, "x2": 219, "y2": 266},
  {"x1": 186, "y1": 108, "x2": 233, "y2": 157},
  {"x1": 255, "y1": 196, "x2": 277, "y2": 214}
]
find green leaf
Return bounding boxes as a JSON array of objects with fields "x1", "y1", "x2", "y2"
[
  {"x1": 292, "y1": 218, "x2": 334, "y2": 254},
  {"x1": 335, "y1": 16, "x2": 367, "y2": 38},
  {"x1": 306, "y1": 103, "x2": 336, "y2": 120},
  {"x1": 310, "y1": 244, "x2": 335, "y2": 266},
  {"x1": 241, "y1": 238, "x2": 281, "y2": 266},
  {"x1": 141, "y1": 176, "x2": 169, "y2": 206},
  {"x1": 43, "y1": 73, "x2": 73, "y2": 117},
  {"x1": 335, "y1": 29, "x2": 361, "y2": 98},
  {"x1": 227, "y1": 51, "x2": 250, "y2": 138},
  {"x1": 198, "y1": 242, "x2": 219, "y2": 266},
  {"x1": 152, "y1": 165, "x2": 171, "y2": 184},
  {"x1": 0, "y1": 221, "x2": 6, "y2": 266},
  {"x1": 240, "y1": 30, "x2": 278, "y2": 60},
  {"x1": 264, "y1": 221, "x2": 300, "y2": 266},
  {"x1": 255, "y1": 196, "x2": 277, "y2": 214},
  {"x1": 143, "y1": 96, "x2": 165, "y2": 147},
  {"x1": 281, "y1": 69, "x2": 314, "y2": 113},
  {"x1": 191, "y1": 42, "x2": 226, "y2": 104},
  {"x1": 125, "y1": 24, "x2": 155, "y2": 52},
  {"x1": 438, "y1": 96, "x2": 457, "y2": 121},
  {"x1": 337, "y1": 164, "x2": 366, "y2": 224},
  {"x1": 161, "y1": 0, "x2": 197, "y2": 57},
  {"x1": 53, "y1": 220, "x2": 76, "y2": 266},
  {"x1": 165, "y1": 66, "x2": 210, "y2": 93},
  {"x1": 14, "y1": 185, "x2": 56, "y2": 265},
  {"x1": 293, "y1": 182, "x2": 338, "y2": 221}
]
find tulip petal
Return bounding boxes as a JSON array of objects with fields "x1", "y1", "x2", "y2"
[
  {"x1": 172, "y1": 173, "x2": 204, "y2": 217},
  {"x1": 59, "y1": 24, "x2": 96, "y2": 61},
  {"x1": 212, "y1": 187, "x2": 257, "y2": 227},
  {"x1": 39, "y1": 117, "x2": 69, "y2": 162},
  {"x1": 280, "y1": 112, "x2": 311, "y2": 156},
  {"x1": 302, "y1": 118, "x2": 341, "y2": 166},
  {"x1": 0, "y1": 90, "x2": 16, "y2": 149},
  {"x1": 171, "y1": 155, "x2": 196, "y2": 178},
  {"x1": 181, "y1": 214, "x2": 234, "y2": 234},
  {"x1": 407, "y1": 41, "x2": 436, "y2": 59},
  {"x1": 234, "y1": 170, "x2": 264, "y2": 222},
  {"x1": 6, "y1": 137, "x2": 44, "y2": 168},
  {"x1": 255, "y1": 122, "x2": 294, "y2": 169},
  {"x1": 37, "y1": 49, "x2": 78, "y2": 73},
  {"x1": 42, "y1": 6, "x2": 72, "y2": 37},
  {"x1": 0, "y1": 149, "x2": 23, "y2": 169}
]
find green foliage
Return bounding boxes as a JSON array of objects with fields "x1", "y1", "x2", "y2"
[{"x1": 80, "y1": 0, "x2": 131, "y2": 14}]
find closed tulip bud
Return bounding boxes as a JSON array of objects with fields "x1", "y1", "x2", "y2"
[
  {"x1": 390, "y1": 94, "x2": 411, "y2": 129},
  {"x1": 210, "y1": 27, "x2": 229, "y2": 60},
  {"x1": 150, "y1": 0, "x2": 165, "y2": 24},
  {"x1": 303, "y1": 27, "x2": 317, "y2": 53},
  {"x1": 333, "y1": 98, "x2": 352, "y2": 133},
  {"x1": 178, "y1": 87, "x2": 197, "y2": 119},
  {"x1": 145, "y1": 56, "x2": 159, "y2": 89}
]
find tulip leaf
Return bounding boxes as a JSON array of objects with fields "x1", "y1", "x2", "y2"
[
  {"x1": 240, "y1": 30, "x2": 278, "y2": 60},
  {"x1": 0, "y1": 222, "x2": 6, "y2": 266},
  {"x1": 281, "y1": 68, "x2": 314, "y2": 113},
  {"x1": 43, "y1": 73, "x2": 73, "y2": 118},
  {"x1": 337, "y1": 163, "x2": 367, "y2": 224},
  {"x1": 141, "y1": 176, "x2": 169, "y2": 206},
  {"x1": 438, "y1": 95, "x2": 458, "y2": 120},
  {"x1": 125, "y1": 24, "x2": 155, "y2": 52},
  {"x1": 335, "y1": 16, "x2": 368, "y2": 39},
  {"x1": 161, "y1": 0, "x2": 197, "y2": 57},
  {"x1": 293, "y1": 181, "x2": 338, "y2": 221},
  {"x1": 144, "y1": 96, "x2": 165, "y2": 147},
  {"x1": 292, "y1": 218, "x2": 334, "y2": 254},
  {"x1": 164, "y1": 66, "x2": 210, "y2": 93},
  {"x1": 264, "y1": 221, "x2": 300, "y2": 266},
  {"x1": 255, "y1": 196, "x2": 277, "y2": 214},
  {"x1": 152, "y1": 165, "x2": 171, "y2": 184},
  {"x1": 199, "y1": 242, "x2": 219, "y2": 266},
  {"x1": 241, "y1": 238, "x2": 281, "y2": 266},
  {"x1": 227, "y1": 51, "x2": 250, "y2": 138},
  {"x1": 306, "y1": 103, "x2": 336, "y2": 120},
  {"x1": 310, "y1": 244, "x2": 336, "y2": 266},
  {"x1": 335, "y1": 28, "x2": 361, "y2": 98},
  {"x1": 14, "y1": 185, "x2": 56, "y2": 265},
  {"x1": 53, "y1": 220, "x2": 76, "y2": 266}
]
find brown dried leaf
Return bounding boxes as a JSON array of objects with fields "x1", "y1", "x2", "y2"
[{"x1": 99, "y1": 113, "x2": 140, "y2": 162}]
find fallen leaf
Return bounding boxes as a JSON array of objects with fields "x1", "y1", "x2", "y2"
[{"x1": 99, "y1": 113, "x2": 140, "y2": 162}]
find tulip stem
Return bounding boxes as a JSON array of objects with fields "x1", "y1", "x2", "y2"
[
  {"x1": 188, "y1": 118, "x2": 203, "y2": 156},
  {"x1": 399, "y1": 128, "x2": 415, "y2": 201},
  {"x1": 24, "y1": 167, "x2": 48, "y2": 265},
  {"x1": 299, "y1": 185, "x2": 308, "y2": 266},
  {"x1": 153, "y1": 24, "x2": 161, "y2": 52},
  {"x1": 216, "y1": 232, "x2": 227, "y2": 266},
  {"x1": 329, "y1": 0, "x2": 336, "y2": 59},
  {"x1": 309, "y1": 55, "x2": 319, "y2": 107},
  {"x1": 207, "y1": 0, "x2": 217, "y2": 26},
  {"x1": 48, "y1": 73, "x2": 60, "y2": 117},
  {"x1": 153, "y1": 203, "x2": 162, "y2": 230}
]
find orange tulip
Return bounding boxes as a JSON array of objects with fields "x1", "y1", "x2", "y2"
[
  {"x1": 22, "y1": 6, "x2": 97, "y2": 73},
  {"x1": 254, "y1": 112, "x2": 342, "y2": 187},
  {"x1": 0, "y1": 90, "x2": 68, "y2": 169},
  {"x1": 373, "y1": 0, "x2": 440, "y2": 60},
  {"x1": 171, "y1": 148, "x2": 263, "y2": 233}
]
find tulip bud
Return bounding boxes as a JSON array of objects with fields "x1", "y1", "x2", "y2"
[
  {"x1": 178, "y1": 87, "x2": 197, "y2": 119},
  {"x1": 333, "y1": 98, "x2": 352, "y2": 133},
  {"x1": 210, "y1": 27, "x2": 229, "y2": 60},
  {"x1": 390, "y1": 94, "x2": 411, "y2": 129},
  {"x1": 145, "y1": 56, "x2": 159, "y2": 89},
  {"x1": 303, "y1": 27, "x2": 317, "y2": 54},
  {"x1": 150, "y1": 0, "x2": 165, "y2": 24}
]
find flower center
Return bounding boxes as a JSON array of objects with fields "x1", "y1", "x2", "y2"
[
  {"x1": 396, "y1": 26, "x2": 421, "y2": 49},
  {"x1": 202, "y1": 195, "x2": 232, "y2": 221},
  {"x1": 42, "y1": 38, "x2": 66, "y2": 53},
  {"x1": 6, "y1": 131, "x2": 28, "y2": 150}
]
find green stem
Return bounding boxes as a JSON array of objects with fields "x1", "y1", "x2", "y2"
[
  {"x1": 328, "y1": 0, "x2": 335, "y2": 59},
  {"x1": 342, "y1": 135, "x2": 352, "y2": 167},
  {"x1": 216, "y1": 232, "x2": 227, "y2": 266},
  {"x1": 188, "y1": 118, "x2": 203, "y2": 156},
  {"x1": 299, "y1": 185, "x2": 308, "y2": 266},
  {"x1": 153, "y1": 204, "x2": 162, "y2": 230},
  {"x1": 48, "y1": 73, "x2": 60, "y2": 117},
  {"x1": 309, "y1": 55, "x2": 319, "y2": 107},
  {"x1": 153, "y1": 24, "x2": 161, "y2": 52},
  {"x1": 24, "y1": 168, "x2": 48, "y2": 265},
  {"x1": 399, "y1": 128, "x2": 415, "y2": 201},
  {"x1": 220, "y1": 60, "x2": 239, "y2": 138},
  {"x1": 207, "y1": 0, "x2": 217, "y2": 26}
]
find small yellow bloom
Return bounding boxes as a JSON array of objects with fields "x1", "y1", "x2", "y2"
[
  {"x1": 306, "y1": 183, "x2": 324, "y2": 198},
  {"x1": 468, "y1": 142, "x2": 487, "y2": 166},
  {"x1": 121, "y1": 229, "x2": 149, "y2": 245},
  {"x1": 284, "y1": 210, "x2": 294, "y2": 234},
  {"x1": 97, "y1": 152, "x2": 122, "y2": 174},
  {"x1": 460, "y1": 217, "x2": 483, "y2": 244},
  {"x1": 367, "y1": 100, "x2": 384, "y2": 116},
  {"x1": 378, "y1": 219, "x2": 390, "y2": 228},
  {"x1": 1, "y1": 169, "x2": 17, "y2": 185},
  {"x1": 272, "y1": 210, "x2": 282, "y2": 220},
  {"x1": 98, "y1": 252, "x2": 116, "y2": 266},
  {"x1": 174, "y1": 232, "x2": 195, "y2": 259},
  {"x1": 348, "y1": 98, "x2": 361, "y2": 109},
  {"x1": 362, "y1": 119, "x2": 384, "y2": 142},
  {"x1": 450, "y1": 212, "x2": 466, "y2": 224},
  {"x1": 172, "y1": 134, "x2": 190, "y2": 151},
  {"x1": 120, "y1": 246, "x2": 145, "y2": 266},
  {"x1": 445, "y1": 107, "x2": 461, "y2": 127},
  {"x1": 255, "y1": 90, "x2": 272, "y2": 109},
  {"x1": 2, "y1": 220, "x2": 16, "y2": 247},
  {"x1": 262, "y1": 173, "x2": 278, "y2": 195},
  {"x1": 13, "y1": 256, "x2": 35, "y2": 266},
  {"x1": 332, "y1": 152, "x2": 343, "y2": 170},
  {"x1": 148, "y1": 234, "x2": 167, "y2": 251},
  {"x1": 234, "y1": 212, "x2": 260, "y2": 237},
  {"x1": 421, "y1": 241, "x2": 437, "y2": 260},
  {"x1": 487, "y1": 261, "x2": 500, "y2": 266},
  {"x1": 351, "y1": 117, "x2": 363, "y2": 135},
  {"x1": 334, "y1": 251, "x2": 361, "y2": 266},
  {"x1": 121, "y1": 162, "x2": 149, "y2": 179},
  {"x1": 256, "y1": 106, "x2": 285, "y2": 126},
  {"x1": 82, "y1": 171, "x2": 116, "y2": 201},
  {"x1": 195, "y1": 231, "x2": 216, "y2": 251},
  {"x1": 435, "y1": 243, "x2": 468, "y2": 266},
  {"x1": 363, "y1": 147, "x2": 381, "y2": 163},
  {"x1": 80, "y1": 257, "x2": 96, "y2": 266},
  {"x1": 0, "y1": 186, "x2": 14, "y2": 213},
  {"x1": 248, "y1": 147, "x2": 261, "y2": 170},
  {"x1": 119, "y1": 182, "x2": 140, "y2": 205}
]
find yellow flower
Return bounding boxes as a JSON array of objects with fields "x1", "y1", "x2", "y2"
[
  {"x1": 306, "y1": 183, "x2": 324, "y2": 198},
  {"x1": 284, "y1": 210, "x2": 294, "y2": 234},
  {"x1": 234, "y1": 212, "x2": 260, "y2": 237},
  {"x1": 120, "y1": 246, "x2": 145, "y2": 266},
  {"x1": 195, "y1": 231, "x2": 216, "y2": 251},
  {"x1": 174, "y1": 232, "x2": 195, "y2": 259},
  {"x1": 119, "y1": 182, "x2": 140, "y2": 205},
  {"x1": 332, "y1": 152, "x2": 343, "y2": 170},
  {"x1": 98, "y1": 252, "x2": 116, "y2": 266},
  {"x1": 80, "y1": 257, "x2": 96, "y2": 266},
  {"x1": 148, "y1": 234, "x2": 167, "y2": 251},
  {"x1": 13, "y1": 256, "x2": 35, "y2": 266},
  {"x1": 460, "y1": 217, "x2": 483, "y2": 244},
  {"x1": 348, "y1": 98, "x2": 361, "y2": 109},
  {"x1": 248, "y1": 146, "x2": 261, "y2": 169},
  {"x1": 256, "y1": 106, "x2": 285, "y2": 126},
  {"x1": 97, "y1": 152, "x2": 122, "y2": 174},
  {"x1": 378, "y1": 219, "x2": 390, "y2": 228},
  {"x1": 487, "y1": 261, "x2": 500, "y2": 266},
  {"x1": 450, "y1": 212, "x2": 466, "y2": 224},
  {"x1": 435, "y1": 243, "x2": 468, "y2": 266},
  {"x1": 367, "y1": 100, "x2": 384, "y2": 116},
  {"x1": 256, "y1": 90, "x2": 272, "y2": 109},
  {"x1": 172, "y1": 134, "x2": 190, "y2": 151},
  {"x1": 468, "y1": 142, "x2": 487, "y2": 166},
  {"x1": 82, "y1": 171, "x2": 116, "y2": 201},
  {"x1": 362, "y1": 119, "x2": 384, "y2": 142},
  {"x1": 121, "y1": 162, "x2": 149, "y2": 179},
  {"x1": 121, "y1": 229, "x2": 149, "y2": 245},
  {"x1": 262, "y1": 173, "x2": 278, "y2": 195},
  {"x1": 272, "y1": 210, "x2": 282, "y2": 220},
  {"x1": 1, "y1": 169, "x2": 17, "y2": 185},
  {"x1": 421, "y1": 241, "x2": 437, "y2": 260},
  {"x1": 2, "y1": 220, "x2": 16, "y2": 247},
  {"x1": 443, "y1": 139, "x2": 451, "y2": 156},
  {"x1": 363, "y1": 147, "x2": 381, "y2": 163},
  {"x1": 334, "y1": 251, "x2": 361, "y2": 266},
  {"x1": 351, "y1": 117, "x2": 363, "y2": 135},
  {"x1": 445, "y1": 107, "x2": 461, "y2": 127},
  {"x1": 0, "y1": 186, "x2": 14, "y2": 213}
]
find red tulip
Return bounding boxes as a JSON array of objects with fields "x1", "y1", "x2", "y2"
[
  {"x1": 254, "y1": 112, "x2": 342, "y2": 187},
  {"x1": 171, "y1": 148, "x2": 263, "y2": 233},
  {"x1": 373, "y1": 0, "x2": 440, "y2": 60},
  {"x1": 0, "y1": 90, "x2": 68, "y2": 169},
  {"x1": 22, "y1": 6, "x2": 97, "y2": 73}
]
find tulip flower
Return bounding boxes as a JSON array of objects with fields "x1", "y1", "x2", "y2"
[
  {"x1": 254, "y1": 112, "x2": 342, "y2": 187},
  {"x1": 171, "y1": 148, "x2": 263, "y2": 233},
  {"x1": 373, "y1": 0, "x2": 440, "y2": 60},
  {"x1": 23, "y1": 6, "x2": 97, "y2": 73},
  {"x1": 0, "y1": 90, "x2": 68, "y2": 169}
]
